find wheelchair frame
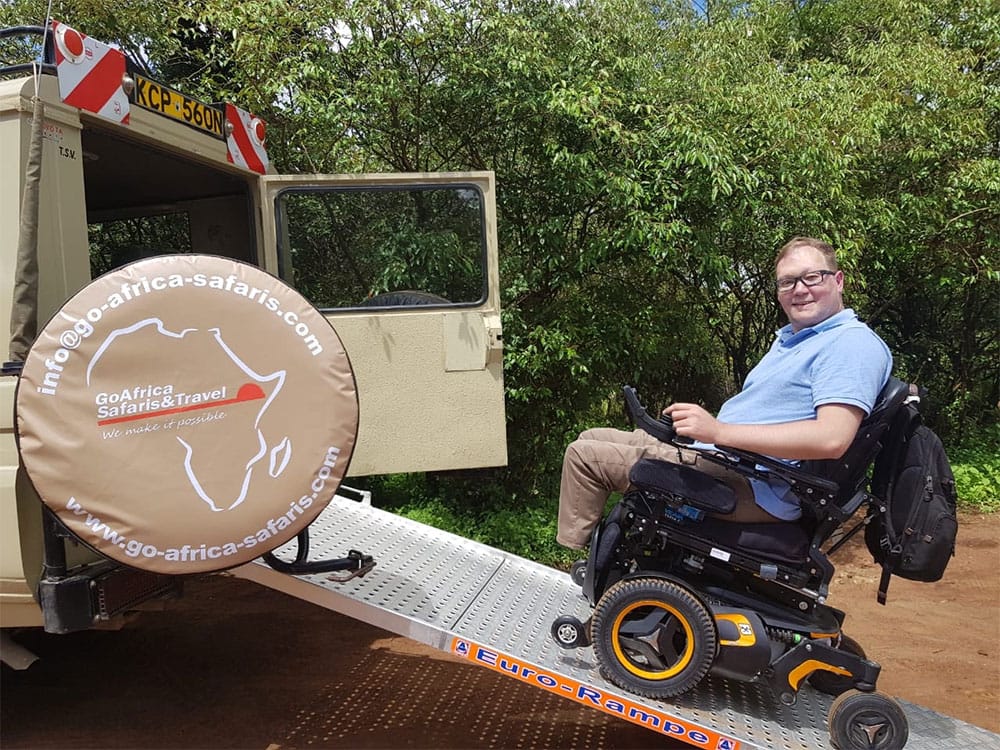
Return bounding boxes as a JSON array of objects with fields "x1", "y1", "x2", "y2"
[{"x1": 551, "y1": 379, "x2": 914, "y2": 750}]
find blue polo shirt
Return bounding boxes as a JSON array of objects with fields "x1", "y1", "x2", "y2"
[{"x1": 714, "y1": 309, "x2": 892, "y2": 520}]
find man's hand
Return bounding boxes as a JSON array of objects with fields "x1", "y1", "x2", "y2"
[{"x1": 663, "y1": 403, "x2": 721, "y2": 443}]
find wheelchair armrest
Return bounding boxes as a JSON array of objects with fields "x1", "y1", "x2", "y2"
[
  {"x1": 712, "y1": 445, "x2": 841, "y2": 496},
  {"x1": 623, "y1": 385, "x2": 678, "y2": 444}
]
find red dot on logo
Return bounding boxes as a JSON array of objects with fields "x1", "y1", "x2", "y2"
[
  {"x1": 236, "y1": 383, "x2": 266, "y2": 402},
  {"x1": 64, "y1": 29, "x2": 85, "y2": 58}
]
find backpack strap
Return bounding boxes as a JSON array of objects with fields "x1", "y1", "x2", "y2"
[
  {"x1": 869, "y1": 400, "x2": 922, "y2": 605},
  {"x1": 874, "y1": 504, "x2": 901, "y2": 605},
  {"x1": 876, "y1": 547, "x2": 903, "y2": 605}
]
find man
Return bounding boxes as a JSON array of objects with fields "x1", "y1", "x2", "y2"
[{"x1": 556, "y1": 237, "x2": 892, "y2": 550}]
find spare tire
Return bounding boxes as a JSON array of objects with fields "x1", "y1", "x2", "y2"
[{"x1": 15, "y1": 255, "x2": 358, "y2": 575}]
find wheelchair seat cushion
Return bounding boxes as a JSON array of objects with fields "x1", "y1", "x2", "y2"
[
  {"x1": 696, "y1": 517, "x2": 810, "y2": 565},
  {"x1": 628, "y1": 458, "x2": 736, "y2": 515}
]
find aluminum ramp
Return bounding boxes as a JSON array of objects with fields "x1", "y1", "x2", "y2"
[{"x1": 234, "y1": 495, "x2": 1000, "y2": 750}]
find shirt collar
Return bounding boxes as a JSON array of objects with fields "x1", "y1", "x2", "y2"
[{"x1": 777, "y1": 308, "x2": 857, "y2": 345}]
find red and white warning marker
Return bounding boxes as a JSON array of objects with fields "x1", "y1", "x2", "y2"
[
  {"x1": 225, "y1": 103, "x2": 269, "y2": 174},
  {"x1": 52, "y1": 21, "x2": 130, "y2": 125}
]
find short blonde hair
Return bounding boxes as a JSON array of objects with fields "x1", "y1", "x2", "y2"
[{"x1": 774, "y1": 237, "x2": 838, "y2": 271}]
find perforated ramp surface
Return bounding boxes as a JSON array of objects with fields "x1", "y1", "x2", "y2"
[{"x1": 235, "y1": 496, "x2": 1000, "y2": 750}]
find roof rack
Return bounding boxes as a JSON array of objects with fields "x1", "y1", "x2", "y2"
[{"x1": 0, "y1": 24, "x2": 56, "y2": 77}]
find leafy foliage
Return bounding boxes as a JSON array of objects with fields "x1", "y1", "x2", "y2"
[{"x1": 950, "y1": 425, "x2": 1000, "y2": 513}]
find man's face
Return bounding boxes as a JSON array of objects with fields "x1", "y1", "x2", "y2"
[{"x1": 775, "y1": 245, "x2": 844, "y2": 332}]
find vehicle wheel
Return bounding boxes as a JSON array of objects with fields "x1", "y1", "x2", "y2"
[
  {"x1": 590, "y1": 577, "x2": 716, "y2": 699},
  {"x1": 359, "y1": 291, "x2": 449, "y2": 307},
  {"x1": 551, "y1": 616, "x2": 588, "y2": 649},
  {"x1": 809, "y1": 633, "x2": 866, "y2": 696},
  {"x1": 570, "y1": 560, "x2": 587, "y2": 587},
  {"x1": 829, "y1": 690, "x2": 908, "y2": 750}
]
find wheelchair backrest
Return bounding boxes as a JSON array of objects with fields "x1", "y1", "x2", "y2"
[{"x1": 801, "y1": 377, "x2": 911, "y2": 500}]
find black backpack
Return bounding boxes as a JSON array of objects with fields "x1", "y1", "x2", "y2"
[{"x1": 865, "y1": 398, "x2": 958, "y2": 604}]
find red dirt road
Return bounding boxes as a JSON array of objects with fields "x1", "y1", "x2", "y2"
[
  {"x1": 2, "y1": 512, "x2": 997, "y2": 749},
  {"x1": 824, "y1": 511, "x2": 999, "y2": 732}
]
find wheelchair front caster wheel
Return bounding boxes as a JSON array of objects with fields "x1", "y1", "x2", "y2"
[
  {"x1": 570, "y1": 560, "x2": 587, "y2": 587},
  {"x1": 551, "y1": 616, "x2": 588, "y2": 649},
  {"x1": 828, "y1": 689, "x2": 908, "y2": 750}
]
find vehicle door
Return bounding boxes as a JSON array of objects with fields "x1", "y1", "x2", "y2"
[{"x1": 258, "y1": 172, "x2": 506, "y2": 476}]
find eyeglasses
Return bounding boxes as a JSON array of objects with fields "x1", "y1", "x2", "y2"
[{"x1": 775, "y1": 269, "x2": 837, "y2": 293}]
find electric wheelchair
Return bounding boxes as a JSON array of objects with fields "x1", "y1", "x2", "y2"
[{"x1": 551, "y1": 378, "x2": 913, "y2": 750}]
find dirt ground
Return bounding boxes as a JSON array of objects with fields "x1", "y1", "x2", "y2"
[
  {"x1": 1, "y1": 511, "x2": 997, "y2": 749},
  {"x1": 822, "y1": 510, "x2": 999, "y2": 732}
]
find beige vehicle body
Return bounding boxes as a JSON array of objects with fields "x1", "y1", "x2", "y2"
[{"x1": 0, "y1": 36, "x2": 506, "y2": 631}]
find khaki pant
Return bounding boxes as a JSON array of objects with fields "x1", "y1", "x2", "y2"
[{"x1": 556, "y1": 427, "x2": 782, "y2": 549}]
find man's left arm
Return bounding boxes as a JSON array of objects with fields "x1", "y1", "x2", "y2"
[
  {"x1": 666, "y1": 402, "x2": 864, "y2": 460},
  {"x1": 668, "y1": 325, "x2": 891, "y2": 460}
]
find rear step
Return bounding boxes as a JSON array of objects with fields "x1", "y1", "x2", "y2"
[{"x1": 38, "y1": 561, "x2": 181, "y2": 634}]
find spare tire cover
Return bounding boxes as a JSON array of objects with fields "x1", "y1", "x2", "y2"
[{"x1": 15, "y1": 255, "x2": 358, "y2": 574}]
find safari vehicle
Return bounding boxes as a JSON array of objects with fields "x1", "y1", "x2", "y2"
[{"x1": 1, "y1": 20, "x2": 505, "y2": 637}]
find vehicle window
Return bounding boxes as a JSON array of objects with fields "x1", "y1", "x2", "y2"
[
  {"x1": 88, "y1": 213, "x2": 192, "y2": 278},
  {"x1": 275, "y1": 185, "x2": 487, "y2": 309}
]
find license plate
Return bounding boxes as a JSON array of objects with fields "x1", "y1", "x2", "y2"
[{"x1": 132, "y1": 75, "x2": 224, "y2": 139}]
